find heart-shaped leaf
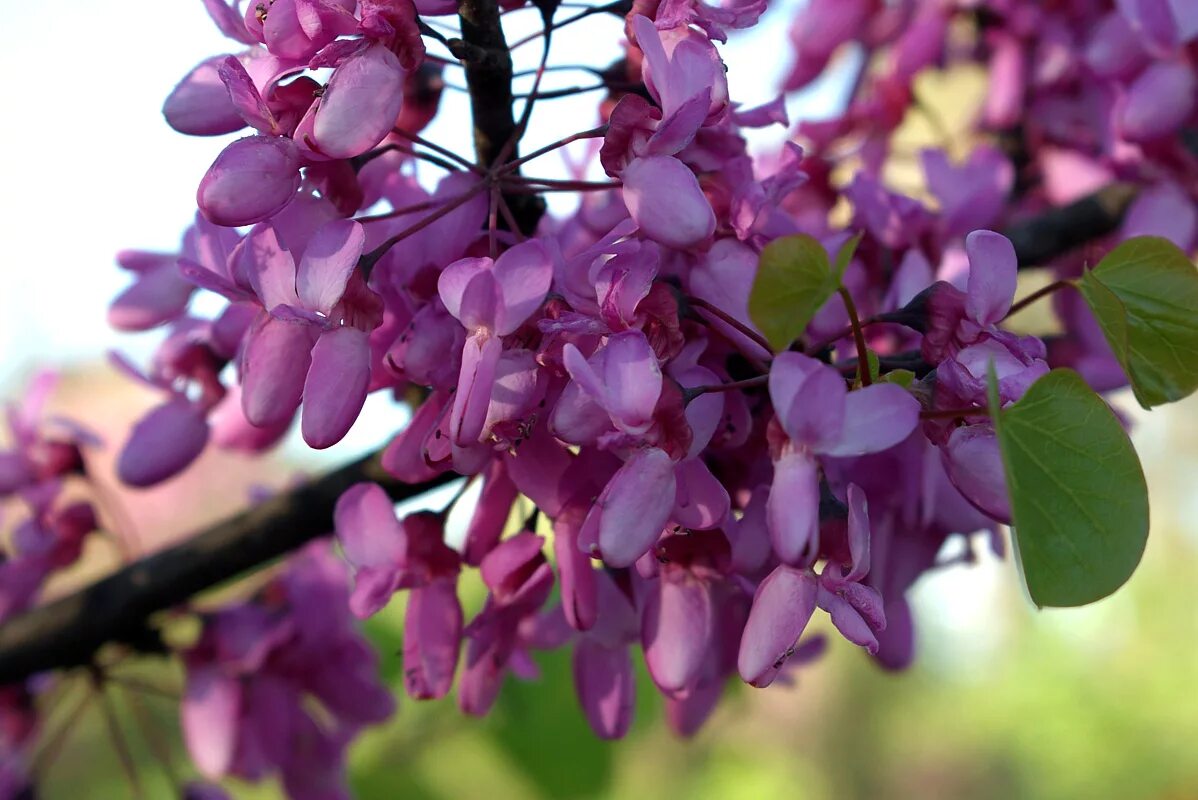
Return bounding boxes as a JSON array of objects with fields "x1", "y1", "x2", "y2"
[
  {"x1": 990, "y1": 368, "x2": 1149, "y2": 608},
  {"x1": 748, "y1": 235, "x2": 840, "y2": 351},
  {"x1": 1076, "y1": 236, "x2": 1198, "y2": 408}
]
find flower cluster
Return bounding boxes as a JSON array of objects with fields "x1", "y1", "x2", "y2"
[
  {"x1": 180, "y1": 542, "x2": 394, "y2": 798},
  {"x1": 0, "y1": 373, "x2": 99, "y2": 796},
  {"x1": 0, "y1": 0, "x2": 1192, "y2": 795}
]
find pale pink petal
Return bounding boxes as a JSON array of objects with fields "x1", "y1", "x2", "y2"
[
  {"x1": 642, "y1": 576, "x2": 712, "y2": 692},
  {"x1": 767, "y1": 451, "x2": 819, "y2": 566},
  {"x1": 778, "y1": 361, "x2": 846, "y2": 450},
  {"x1": 964, "y1": 230, "x2": 1017, "y2": 326},
  {"x1": 333, "y1": 482, "x2": 404, "y2": 577},
  {"x1": 491, "y1": 240, "x2": 554, "y2": 335},
  {"x1": 449, "y1": 333, "x2": 502, "y2": 446},
  {"x1": 437, "y1": 257, "x2": 492, "y2": 324},
  {"x1": 593, "y1": 448, "x2": 676, "y2": 567},
  {"x1": 942, "y1": 424, "x2": 1011, "y2": 523},
  {"x1": 821, "y1": 383, "x2": 919, "y2": 457},
  {"x1": 622, "y1": 156, "x2": 715, "y2": 250},
  {"x1": 671, "y1": 457, "x2": 730, "y2": 530},
  {"x1": 312, "y1": 42, "x2": 405, "y2": 159},
  {"x1": 182, "y1": 666, "x2": 242, "y2": 779},
  {"x1": 296, "y1": 219, "x2": 366, "y2": 315}
]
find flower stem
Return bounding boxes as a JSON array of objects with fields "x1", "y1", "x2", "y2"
[
  {"x1": 1003, "y1": 279, "x2": 1073, "y2": 319},
  {"x1": 686, "y1": 296, "x2": 775, "y2": 355},
  {"x1": 838, "y1": 287, "x2": 872, "y2": 386}
]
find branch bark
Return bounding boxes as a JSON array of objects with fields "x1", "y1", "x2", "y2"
[
  {"x1": 1003, "y1": 183, "x2": 1137, "y2": 267},
  {"x1": 456, "y1": 0, "x2": 546, "y2": 233},
  {"x1": 0, "y1": 452, "x2": 456, "y2": 685}
]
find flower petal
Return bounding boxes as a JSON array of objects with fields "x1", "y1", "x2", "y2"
[
  {"x1": 296, "y1": 219, "x2": 366, "y2": 315},
  {"x1": 301, "y1": 326, "x2": 372, "y2": 448},
  {"x1": 737, "y1": 564, "x2": 817, "y2": 687}
]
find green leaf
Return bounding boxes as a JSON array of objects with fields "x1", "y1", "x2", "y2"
[
  {"x1": 833, "y1": 231, "x2": 863, "y2": 282},
  {"x1": 991, "y1": 368, "x2": 1149, "y2": 608},
  {"x1": 748, "y1": 234, "x2": 840, "y2": 351},
  {"x1": 882, "y1": 368, "x2": 915, "y2": 388},
  {"x1": 1076, "y1": 236, "x2": 1198, "y2": 408}
]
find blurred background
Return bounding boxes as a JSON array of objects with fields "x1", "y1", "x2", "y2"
[{"x1": 1, "y1": 1, "x2": 1196, "y2": 798}]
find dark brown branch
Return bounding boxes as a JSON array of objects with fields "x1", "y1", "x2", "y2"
[
  {"x1": 0, "y1": 453, "x2": 456, "y2": 685},
  {"x1": 1003, "y1": 183, "x2": 1137, "y2": 267},
  {"x1": 456, "y1": 0, "x2": 545, "y2": 233}
]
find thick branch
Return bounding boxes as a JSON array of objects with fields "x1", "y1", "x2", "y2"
[
  {"x1": 456, "y1": 0, "x2": 545, "y2": 233},
  {"x1": 0, "y1": 453, "x2": 456, "y2": 685},
  {"x1": 1003, "y1": 183, "x2": 1137, "y2": 267}
]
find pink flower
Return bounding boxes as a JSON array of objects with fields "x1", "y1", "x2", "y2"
[
  {"x1": 437, "y1": 240, "x2": 553, "y2": 446},
  {"x1": 767, "y1": 353, "x2": 919, "y2": 564}
]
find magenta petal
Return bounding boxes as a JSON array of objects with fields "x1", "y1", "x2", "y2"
[
  {"x1": 1120, "y1": 60, "x2": 1197, "y2": 143},
  {"x1": 491, "y1": 240, "x2": 554, "y2": 336},
  {"x1": 818, "y1": 583, "x2": 882, "y2": 654},
  {"x1": 621, "y1": 156, "x2": 716, "y2": 250},
  {"x1": 182, "y1": 665, "x2": 242, "y2": 779},
  {"x1": 730, "y1": 485, "x2": 771, "y2": 576},
  {"x1": 505, "y1": 426, "x2": 573, "y2": 516},
  {"x1": 737, "y1": 564, "x2": 817, "y2": 687},
  {"x1": 197, "y1": 135, "x2": 301, "y2": 227},
  {"x1": 776, "y1": 358, "x2": 846, "y2": 450},
  {"x1": 117, "y1": 399, "x2": 209, "y2": 488},
  {"x1": 313, "y1": 42, "x2": 405, "y2": 159},
  {"x1": 302, "y1": 327, "x2": 372, "y2": 448},
  {"x1": 381, "y1": 391, "x2": 447, "y2": 482},
  {"x1": 216, "y1": 55, "x2": 277, "y2": 134},
  {"x1": 404, "y1": 579, "x2": 463, "y2": 699},
  {"x1": 642, "y1": 576, "x2": 713, "y2": 692},
  {"x1": 463, "y1": 460, "x2": 518, "y2": 567},
  {"x1": 450, "y1": 333, "x2": 502, "y2": 446},
  {"x1": 873, "y1": 597, "x2": 915, "y2": 671},
  {"x1": 333, "y1": 483, "x2": 404, "y2": 617},
  {"x1": 942, "y1": 424, "x2": 1012, "y2": 523},
  {"x1": 573, "y1": 640, "x2": 634, "y2": 739},
  {"x1": 594, "y1": 448, "x2": 677, "y2": 567},
  {"x1": 821, "y1": 383, "x2": 919, "y2": 457},
  {"x1": 108, "y1": 264, "x2": 195, "y2": 331},
  {"x1": 241, "y1": 315, "x2": 314, "y2": 429},
  {"x1": 555, "y1": 503, "x2": 598, "y2": 631},
  {"x1": 964, "y1": 230, "x2": 1017, "y2": 326},
  {"x1": 767, "y1": 451, "x2": 819, "y2": 566},
  {"x1": 296, "y1": 219, "x2": 367, "y2": 315},
  {"x1": 163, "y1": 56, "x2": 247, "y2": 136},
  {"x1": 565, "y1": 332, "x2": 662, "y2": 435},
  {"x1": 671, "y1": 457, "x2": 730, "y2": 530}
]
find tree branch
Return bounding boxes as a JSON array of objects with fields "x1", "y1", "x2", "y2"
[
  {"x1": 455, "y1": 0, "x2": 545, "y2": 233},
  {"x1": 1003, "y1": 183, "x2": 1137, "y2": 267},
  {"x1": 0, "y1": 452, "x2": 456, "y2": 685}
]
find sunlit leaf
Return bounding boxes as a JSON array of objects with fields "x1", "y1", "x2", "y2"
[
  {"x1": 1076, "y1": 236, "x2": 1198, "y2": 408},
  {"x1": 748, "y1": 235, "x2": 839, "y2": 351},
  {"x1": 991, "y1": 368, "x2": 1149, "y2": 607}
]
